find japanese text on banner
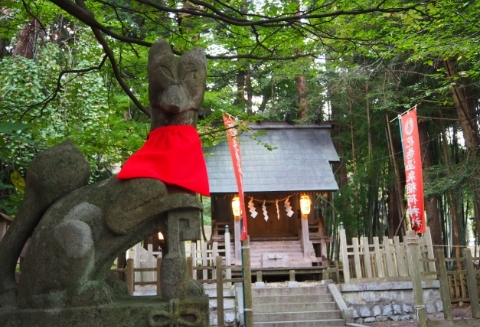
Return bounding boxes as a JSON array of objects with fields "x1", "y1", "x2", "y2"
[{"x1": 399, "y1": 108, "x2": 426, "y2": 233}]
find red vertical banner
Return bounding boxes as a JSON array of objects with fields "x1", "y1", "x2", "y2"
[
  {"x1": 223, "y1": 114, "x2": 248, "y2": 241},
  {"x1": 399, "y1": 107, "x2": 426, "y2": 233}
]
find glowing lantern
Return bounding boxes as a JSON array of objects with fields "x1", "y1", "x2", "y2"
[
  {"x1": 300, "y1": 195, "x2": 311, "y2": 215},
  {"x1": 231, "y1": 195, "x2": 241, "y2": 217}
]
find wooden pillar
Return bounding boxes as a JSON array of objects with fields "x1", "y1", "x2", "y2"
[
  {"x1": 289, "y1": 269, "x2": 295, "y2": 282},
  {"x1": 212, "y1": 242, "x2": 218, "y2": 280},
  {"x1": 216, "y1": 256, "x2": 224, "y2": 327},
  {"x1": 340, "y1": 228, "x2": 350, "y2": 283},
  {"x1": 352, "y1": 237, "x2": 362, "y2": 279},
  {"x1": 156, "y1": 257, "x2": 162, "y2": 297},
  {"x1": 384, "y1": 236, "x2": 396, "y2": 277},
  {"x1": 436, "y1": 248, "x2": 452, "y2": 320},
  {"x1": 126, "y1": 258, "x2": 134, "y2": 296},
  {"x1": 202, "y1": 242, "x2": 208, "y2": 280},
  {"x1": 191, "y1": 242, "x2": 197, "y2": 280},
  {"x1": 225, "y1": 225, "x2": 232, "y2": 287},
  {"x1": 301, "y1": 214, "x2": 310, "y2": 259},
  {"x1": 256, "y1": 270, "x2": 262, "y2": 282},
  {"x1": 243, "y1": 237, "x2": 253, "y2": 327},
  {"x1": 406, "y1": 230, "x2": 426, "y2": 327},
  {"x1": 187, "y1": 257, "x2": 193, "y2": 278},
  {"x1": 463, "y1": 248, "x2": 480, "y2": 318},
  {"x1": 362, "y1": 237, "x2": 372, "y2": 278},
  {"x1": 320, "y1": 238, "x2": 328, "y2": 260}
]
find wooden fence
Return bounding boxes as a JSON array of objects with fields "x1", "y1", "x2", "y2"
[
  {"x1": 434, "y1": 247, "x2": 480, "y2": 304},
  {"x1": 339, "y1": 227, "x2": 436, "y2": 283},
  {"x1": 404, "y1": 229, "x2": 480, "y2": 327},
  {"x1": 111, "y1": 235, "x2": 254, "y2": 327},
  {"x1": 187, "y1": 239, "x2": 231, "y2": 282}
]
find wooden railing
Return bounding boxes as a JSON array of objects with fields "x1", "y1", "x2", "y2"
[
  {"x1": 434, "y1": 247, "x2": 480, "y2": 304},
  {"x1": 406, "y1": 230, "x2": 480, "y2": 327},
  {"x1": 113, "y1": 236, "x2": 255, "y2": 327},
  {"x1": 339, "y1": 227, "x2": 436, "y2": 283},
  {"x1": 187, "y1": 228, "x2": 233, "y2": 283}
]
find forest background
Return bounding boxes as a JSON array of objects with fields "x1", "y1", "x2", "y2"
[{"x1": 1, "y1": 0, "x2": 479, "y2": 259}]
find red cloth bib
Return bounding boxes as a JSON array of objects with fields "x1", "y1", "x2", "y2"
[{"x1": 116, "y1": 125, "x2": 210, "y2": 196}]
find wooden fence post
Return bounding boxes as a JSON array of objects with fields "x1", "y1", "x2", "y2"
[
  {"x1": 156, "y1": 257, "x2": 162, "y2": 297},
  {"x1": 340, "y1": 228, "x2": 350, "y2": 283},
  {"x1": 373, "y1": 237, "x2": 384, "y2": 278},
  {"x1": 436, "y1": 248, "x2": 452, "y2": 320},
  {"x1": 126, "y1": 258, "x2": 134, "y2": 296},
  {"x1": 202, "y1": 242, "x2": 208, "y2": 280},
  {"x1": 191, "y1": 242, "x2": 197, "y2": 280},
  {"x1": 216, "y1": 256, "x2": 224, "y2": 327},
  {"x1": 187, "y1": 256, "x2": 193, "y2": 279},
  {"x1": 334, "y1": 260, "x2": 340, "y2": 283},
  {"x1": 212, "y1": 242, "x2": 218, "y2": 279},
  {"x1": 362, "y1": 237, "x2": 373, "y2": 279},
  {"x1": 256, "y1": 270, "x2": 262, "y2": 283},
  {"x1": 406, "y1": 230, "x2": 426, "y2": 327},
  {"x1": 384, "y1": 236, "x2": 396, "y2": 278},
  {"x1": 352, "y1": 237, "x2": 362, "y2": 279},
  {"x1": 425, "y1": 228, "x2": 436, "y2": 272},
  {"x1": 463, "y1": 248, "x2": 480, "y2": 318},
  {"x1": 394, "y1": 236, "x2": 407, "y2": 277},
  {"x1": 225, "y1": 225, "x2": 232, "y2": 287}
]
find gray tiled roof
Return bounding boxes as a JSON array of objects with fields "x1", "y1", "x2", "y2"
[{"x1": 204, "y1": 122, "x2": 340, "y2": 194}]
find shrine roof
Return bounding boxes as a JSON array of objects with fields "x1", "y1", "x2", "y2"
[{"x1": 204, "y1": 122, "x2": 340, "y2": 194}]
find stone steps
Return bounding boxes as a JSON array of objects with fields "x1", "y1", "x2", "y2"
[{"x1": 252, "y1": 285, "x2": 346, "y2": 327}]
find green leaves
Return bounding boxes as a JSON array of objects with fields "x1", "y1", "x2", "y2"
[{"x1": 0, "y1": 122, "x2": 30, "y2": 134}]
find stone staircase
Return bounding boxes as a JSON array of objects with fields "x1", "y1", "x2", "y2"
[
  {"x1": 243, "y1": 240, "x2": 316, "y2": 268},
  {"x1": 252, "y1": 285, "x2": 346, "y2": 327}
]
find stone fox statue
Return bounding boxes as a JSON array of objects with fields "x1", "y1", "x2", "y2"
[{"x1": 0, "y1": 40, "x2": 208, "y2": 309}]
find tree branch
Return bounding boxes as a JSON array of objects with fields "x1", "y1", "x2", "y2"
[{"x1": 74, "y1": 0, "x2": 149, "y2": 116}]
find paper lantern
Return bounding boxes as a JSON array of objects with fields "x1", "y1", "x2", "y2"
[
  {"x1": 231, "y1": 195, "x2": 241, "y2": 217},
  {"x1": 300, "y1": 195, "x2": 311, "y2": 215}
]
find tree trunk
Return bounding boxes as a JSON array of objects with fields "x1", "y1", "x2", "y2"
[
  {"x1": 246, "y1": 72, "x2": 253, "y2": 114},
  {"x1": 441, "y1": 129, "x2": 461, "y2": 258},
  {"x1": 385, "y1": 113, "x2": 406, "y2": 237},
  {"x1": 12, "y1": 19, "x2": 38, "y2": 59},
  {"x1": 293, "y1": 0, "x2": 308, "y2": 119},
  {"x1": 0, "y1": 38, "x2": 8, "y2": 58},
  {"x1": 444, "y1": 59, "x2": 480, "y2": 244},
  {"x1": 418, "y1": 121, "x2": 442, "y2": 245},
  {"x1": 235, "y1": 72, "x2": 245, "y2": 106},
  {"x1": 296, "y1": 75, "x2": 308, "y2": 118}
]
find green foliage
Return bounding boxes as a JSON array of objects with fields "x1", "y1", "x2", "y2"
[
  {"x1": 1, "y1": 0, "x2": 480, "y2": 247},
  {"x1": 0, "y1": 27, "x2": 150, "y2": 215},
  {"x1": 424, "y1": 156, "x2": 480, "y2": 198}
]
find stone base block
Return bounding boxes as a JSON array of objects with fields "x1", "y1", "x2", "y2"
[{"x1": 0, "y1": 296, "x2": 209, "y2": 327}]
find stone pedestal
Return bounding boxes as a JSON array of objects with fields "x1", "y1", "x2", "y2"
[{"x1": 0, "y1": 296, "x2": 210, "y2": 327}]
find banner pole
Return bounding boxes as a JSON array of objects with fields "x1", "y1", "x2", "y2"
[
  {"x1": 242, "y1": 235, "x2": 253, "y2": 327},
  {"x1": 389, "y1": 105, "x2": 418, "y2": 123}
]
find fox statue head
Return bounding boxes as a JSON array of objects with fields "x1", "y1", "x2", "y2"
[{"x1": 147, "y1": 40, "x2": 207, "y2": 129}]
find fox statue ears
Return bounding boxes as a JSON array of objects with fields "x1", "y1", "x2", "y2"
[{"x1": 148, "y1": 40, "x2": 207, "y2": 70}]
